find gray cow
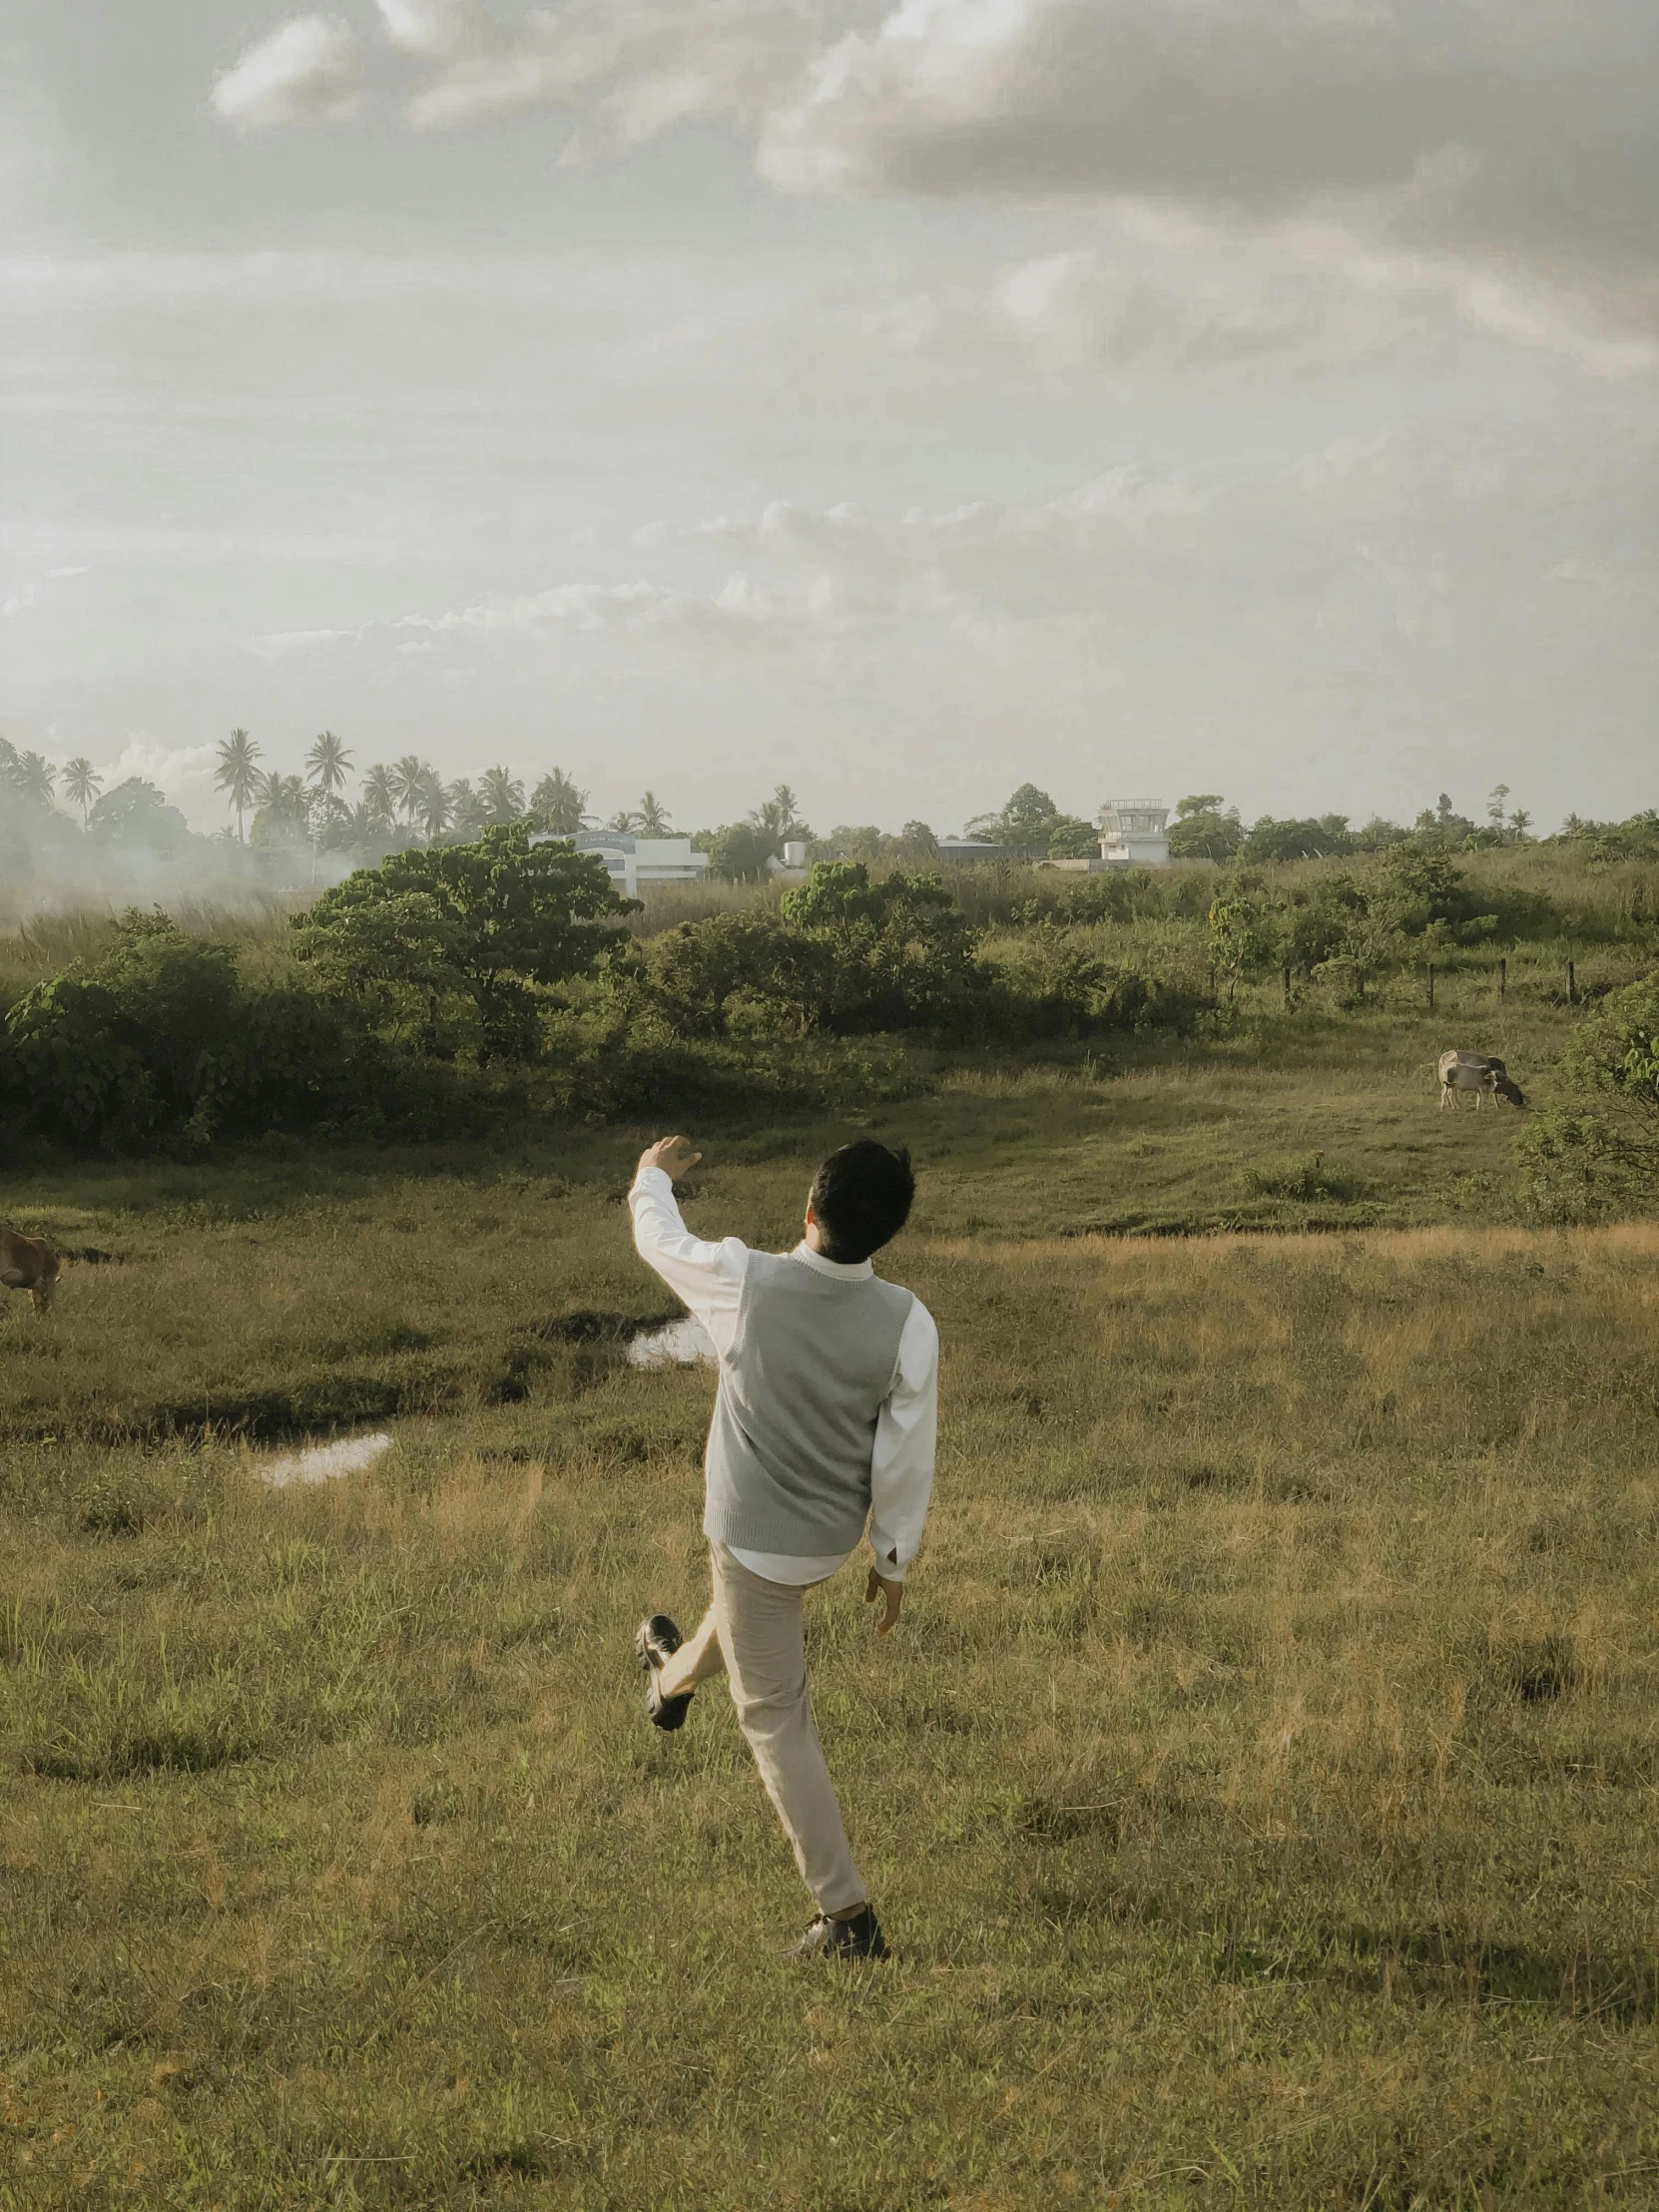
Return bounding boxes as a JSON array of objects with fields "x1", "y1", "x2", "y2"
[{"x1": 1438, "y1": 1049, "x2": 1524, "y2": 1111}]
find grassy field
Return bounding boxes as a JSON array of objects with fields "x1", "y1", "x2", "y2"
[{"x1": 4, "y1": 1040, "x2": 1659, "y2": 2208}]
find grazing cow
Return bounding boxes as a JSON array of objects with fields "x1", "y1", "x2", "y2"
[
  {"x1": 1438, "y1": 1049, "x2": 1525, "y2": 1111},
  {"x1": 1, "y1": 1225, "x2": 60, "y2": 1311}
]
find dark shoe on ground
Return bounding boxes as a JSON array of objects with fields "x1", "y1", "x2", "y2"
[
  {"x1": 635, "y1": 1613, "x2": 693, "y2": 1732},
  {"x1": 783, "y1": 1905, "x2": 889, "y2": 1962}
]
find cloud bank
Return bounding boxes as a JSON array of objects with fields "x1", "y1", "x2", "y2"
[
  {"x1": 230, "y1": 418, "x2": 1657, "y2": 830},
  {"x1": 209, "y1": 0, "x2": 1659, "y2": 356}
]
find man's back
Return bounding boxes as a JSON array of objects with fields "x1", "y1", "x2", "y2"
[{"x1": 705, "y1": 1250, "x2": 915, "y2": 1557}]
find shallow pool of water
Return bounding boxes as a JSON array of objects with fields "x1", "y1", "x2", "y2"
[
  {"x1": 626, "y1": 1318, "x2": 717, "y2": 1369},
  {"x1": 261, "y1": 1430, "x2": 395, "y2": 1488}
]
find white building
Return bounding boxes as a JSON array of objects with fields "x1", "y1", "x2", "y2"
[
  {"x1": 1098, "y1": 803, "x2": 1171, "y2": 868},
  {"x1": 532, "y1": 830, "x2": 710, "y2": 897}
]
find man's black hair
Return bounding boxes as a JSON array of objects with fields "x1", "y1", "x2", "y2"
[{"x1": 809, "y1": 1140, "x2": 915, "y2": 1265}]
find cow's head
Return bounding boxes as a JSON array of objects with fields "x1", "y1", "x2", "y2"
[{"x1": 30, "y1": 1254, "x2": 59, "y2": 1313}]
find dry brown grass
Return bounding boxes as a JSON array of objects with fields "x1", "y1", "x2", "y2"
[{"x1": 4, "y1": 1172, "x2": 1659, "y2": 2205}]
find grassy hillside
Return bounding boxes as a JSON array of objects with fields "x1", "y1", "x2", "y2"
[{"x1": 5, "y1": 1095, "x2": 1659, "y2": 2205}]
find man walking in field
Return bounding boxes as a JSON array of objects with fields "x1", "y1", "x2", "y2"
[{"x1": 629, "y1": 1133, "x2": 938, "y2": 1961}]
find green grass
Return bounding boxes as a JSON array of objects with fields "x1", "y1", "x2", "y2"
[{"x1": 4, "y1": 1034, "x2": 1659, "y2": 2207}]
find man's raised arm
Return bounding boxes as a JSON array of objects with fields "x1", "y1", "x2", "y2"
[{"x1": 628, "y1": 1135, "x2": 749, "y2": 1353}]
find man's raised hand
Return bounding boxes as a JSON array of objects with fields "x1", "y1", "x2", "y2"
[{"x1": 639, "y1": 1134, "x2": 702, "y2": 1182}]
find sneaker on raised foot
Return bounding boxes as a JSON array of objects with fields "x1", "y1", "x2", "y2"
[
  {"x1": 634, "y1": 1613, "x2": 693, "y2": 1732},
  {"x1": 783, "y1": 1905, "x2": 889, "y2": 1962}
]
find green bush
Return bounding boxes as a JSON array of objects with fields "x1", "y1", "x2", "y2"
[{"x1": 1520, "y1": 972, "x2": 1659, "y2": 1220}]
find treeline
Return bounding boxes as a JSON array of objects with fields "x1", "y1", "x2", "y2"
[
  {"x1": 2, "y1": 818, "x2": 1657, "y2": 1222},
  {"x1": 0, "y1": 830, "x2": 1192, "y2": 1154}
]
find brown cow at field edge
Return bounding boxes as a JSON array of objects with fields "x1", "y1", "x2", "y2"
[{"x1": 1, "y1": 1225, "x2": 60, "y2": 1311}]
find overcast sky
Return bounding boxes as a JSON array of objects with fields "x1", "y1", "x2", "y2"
[{"x1": 3, "y1": 0, "x2": 1655, "y2": 835}]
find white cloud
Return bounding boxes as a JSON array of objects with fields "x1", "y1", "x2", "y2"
[
  {"x1": 211, "y1": 14, "x2": 369, "y2": 129},
  {"x1": 376, "y1": 0, "x2": 829, "y2": 139},
  {"x1": 759, "y1": 0, "x2": 1659, "y2": 351},
  {"x1": 103, "y1": 736, "x2": 226, "y2": 824},
  {"x1": 210, "y1": 1, "x2": 1659, "y2": 360},
  {"x1": 974, "y1": 235, "x2": 1419, "y2": 377}
]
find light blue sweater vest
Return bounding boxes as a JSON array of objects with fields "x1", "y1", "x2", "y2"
[{"x1": 702, "y1": 1251, "x2": 915, "y2": 1556}]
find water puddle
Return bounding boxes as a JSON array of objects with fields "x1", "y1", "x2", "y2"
[
  {"x1": 261, "y1": 1430, "x2": 395, "y2": 1488},
  {"x1": 626, "y1": 1318, "x2": 717, "y2": 1369}
]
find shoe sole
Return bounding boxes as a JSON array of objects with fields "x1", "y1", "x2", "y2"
[{"x1": 636, "y1": 1615, "x2": 691, "y2": 1732}]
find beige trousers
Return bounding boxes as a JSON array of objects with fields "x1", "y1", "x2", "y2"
[{"x1": 657, "y1": 1542, "x2": 866, "y2": 1916}]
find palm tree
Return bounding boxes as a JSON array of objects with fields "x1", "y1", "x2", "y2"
[
  {"x1": 390, "y1": 754, "x2": 429, "y2": 826},
  {"x1": 304, "y1": 729, "x2": 352, "y2": 802},
  {"x1": 479, "y1": 764, "x2": 526, "y2": 824},
  {"x1": 447, "y1": 779, "x2": 487, "y2": 834},
  {"x1": 416, "y1": 772, "x2": 453, "y2": 839},
  {"x1": 636, "y1": 791, "x2": 674, "y2": 835},
  {"x1": 62, "y1": 757, "x2": 102, "y2": 826},
  {"x1": 215, "y1": 729, "x2": 263, "y2": 841},
  {"x1": 605, "y1": 807, "x2": 640, "y2": 832},
  {"x1": 362, "y1": 763, "x2": 397, "y2": 830},
  {"x1": 258, "y1": 771, "x2": 308, "y2": 826},
  {"x1": 8, "y1": 751, "x2": 58, "y2": 808},
  {"x1": 529, "y1": 767, "x2": 589, "y2": 835},
  {"x1": 751, "y1": 783, "x2": 808, "y2": 843}
]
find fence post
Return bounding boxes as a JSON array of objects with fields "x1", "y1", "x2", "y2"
[
  {"x1": 1496, "y1": 956, "x2": 1506, "y2": 1001},
  {"x1": 1282, "y1": 964, "x2": 1292, "y2": 1011},
  {"x1": 1425, "y1": 961, "x2": 1435, "y2": 1009},
  {"x1": 1567, "y1": 958, "x2": 1576, "y2": 1006}
]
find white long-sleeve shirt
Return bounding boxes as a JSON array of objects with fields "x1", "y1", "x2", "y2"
[{"x1": 629, "y1": 1166, "x2": 938, "y2": 1588}]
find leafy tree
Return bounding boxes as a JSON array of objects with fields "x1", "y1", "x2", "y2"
[
  {"x1": 967, "y1": 783, "x2": 1063, "y2": 850},
  {"x1": 707, "y1": 822, "x2": 779, "y2": 882},
  {"x1": 1521, "y1": 975, "x2": 1659, "y2": 1220},
  {"x1": 1413, "y1": 792, "x2": 1479, "y2": 844},
  {"x1": 529, "y1": 768, "x2": 589, "y2": 835},
  {"x1": 88, "y1": 779, "x2": 191, "y2": 853},
  {"x1": 2, "y1": 909, "x2": 371, "y2": 1151},
  {"x1": 815, "y1": 823, "x2": 940, "y2": 869},
  {"x1": 292, "y1": 823, "x2": 635, "y2": 1057},
  {"x1": 780, "y1": 861, "x2": 978, "y2": 1030},
  {"x1": 1364, "y1": 839, "x2": 1468, "y2": 931},
  {"x1": 215, "y1": 729, "x2": 262, "y2": 841},
  {"x1": 1279, "y1": 876, "x2": 1365, "y2": 969},
  {"x1": 1241, "y1": 815, "x2": 1355, "y2": 862},
  {"x1": 634, "y1": 911, "x2": 823, "y2": 1038},
  {"x1": 1168, "y1": 795, "x2": 1244, "y2": 861},
  {"x1": 1207, "y1": 890, "x2": 1278, "y2": 994},
  {"x1": 62, "y1": 757, "x2": 102, "y2": 825},
  {"x1": 1045, "y1": 814, "x2": 1101, "y2": 859}
]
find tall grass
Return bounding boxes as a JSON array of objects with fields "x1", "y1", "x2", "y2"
[{"x1": 4, "y1": 1120, "x2": 1659, "y2": 2204}]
